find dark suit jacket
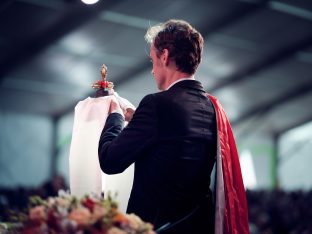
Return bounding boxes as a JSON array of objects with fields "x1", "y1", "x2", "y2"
[{"x1": 99, "y1": 80, "x2": 217, "y2": 234}]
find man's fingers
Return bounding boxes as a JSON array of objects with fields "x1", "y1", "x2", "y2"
[
  {"x1": 125, "y1": 108, "x2": 135, "y2": 122},
  {"x1": 109, "y1": 97, "x2": 124, "y2": 117}
]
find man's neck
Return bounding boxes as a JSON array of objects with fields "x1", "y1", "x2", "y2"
[{"x1": 163, "y1": 70, "x2": 193, "y2": 90}]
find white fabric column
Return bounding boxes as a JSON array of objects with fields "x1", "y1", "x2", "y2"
[
  {"x1": 69, "y1": 97, "x2": 111, "y2": 198},
  {"x1": 69, "y1": 96, "x2": 134, "y2": 212}
]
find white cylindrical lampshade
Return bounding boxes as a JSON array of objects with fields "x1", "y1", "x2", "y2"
[{"x1": 81, "y1": 0, "x2": 99, "y2": 5}]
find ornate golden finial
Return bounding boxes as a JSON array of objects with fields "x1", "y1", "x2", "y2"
[
  {"x1": 100, "y1": 64, "x2": 107, "y2": 80},
  {"x1": 92, "y1": 64, "x2": 114, "y2": 90}
]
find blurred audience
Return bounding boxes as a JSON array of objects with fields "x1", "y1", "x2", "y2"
[
  {"x1": 247, "y1": 189, "x2": 312, "y2": 234},
  {"x1": 0, "y1": 175, "x2": 67, "y2": 222}
]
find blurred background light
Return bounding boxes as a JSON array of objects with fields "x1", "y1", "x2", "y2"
[{"x1": 81, "y1": 0, "x2": 99, "y2": 5}]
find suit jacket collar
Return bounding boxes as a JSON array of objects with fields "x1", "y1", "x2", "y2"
[{"x1": 168, "y1": 79, "x2": 205, "y2": 92}]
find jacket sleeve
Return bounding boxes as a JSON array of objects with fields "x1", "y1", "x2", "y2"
[{"x1": 98, "y1": 94, "x2": 157, "y2": 174}]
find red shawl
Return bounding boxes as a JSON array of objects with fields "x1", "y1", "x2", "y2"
[{"x1": 207, "y1": 94, "x2": 249, "y2": 234}]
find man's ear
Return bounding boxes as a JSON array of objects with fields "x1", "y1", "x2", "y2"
[{"x1": 161, "y1": 49, "x2": 170, "y2": 66}]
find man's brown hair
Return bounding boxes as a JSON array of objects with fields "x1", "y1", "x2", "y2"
[{"x1": 145, "y1": 19, "x2": 204, "y2": 75}]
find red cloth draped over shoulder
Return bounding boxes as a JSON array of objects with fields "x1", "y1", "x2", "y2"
[{"x1": 207, "y1": 94, "x2": 249, "y2": 234}]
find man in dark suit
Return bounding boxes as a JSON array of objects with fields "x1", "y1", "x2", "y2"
[{"x1": 98, "y1": 19, "x2": 216, "y2": 233}]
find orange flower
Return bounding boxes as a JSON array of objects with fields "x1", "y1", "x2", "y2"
[
  {"x1": 29, "y1": 206, "x2": 46, "y2": 221},
  {"x1": 113, "y1": 212, "x2": 128, "y2": 224},
  {"x1": 68, "y1": 207, "x2": 91, "y2": 226}
]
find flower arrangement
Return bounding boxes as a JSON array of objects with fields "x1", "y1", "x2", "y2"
[{"x1": 9, "y1": 191, "x2": 155, "y2": 234}]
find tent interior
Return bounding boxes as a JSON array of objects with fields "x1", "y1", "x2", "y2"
[{"x1": 0, "y1": 0, "x2": 312, "y2": 232}]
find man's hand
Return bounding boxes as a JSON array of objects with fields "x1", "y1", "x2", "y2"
[
  {"x1": 109, "y1": 96, "x2": 124, "y2": 118},
  {"x1": 109, "y1": 96, "x2": 135, "y2": 122},
  {"x1": 124, "y1": 108, "x2": 134, "y2": 122}
]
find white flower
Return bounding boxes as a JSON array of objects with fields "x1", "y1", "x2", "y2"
[
  {"x1": 47, "y1": 197, "x2": 56, "y2": 206},
  {"x1": 58, "y1": 189, "x2": 71, "y2": 199},
  {"x1": 126, "y1": 213, "x2": 144, "y2": 230},
  {"x1": 56, "y1": 197, "x2": 70, "y2": 208},
  {"x1": 107, "y1": 227, "x2": 128, "y2": 234}
]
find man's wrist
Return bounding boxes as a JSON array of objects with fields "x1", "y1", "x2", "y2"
[{"x1": 110, "y1": 111, "x2": 125, "y2": 120}]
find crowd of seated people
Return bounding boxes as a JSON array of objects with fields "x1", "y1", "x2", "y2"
[
  {"x1": 0, "y1": 175, "x2": 67, "y2": 222},
  {"x1": 247, "y1": 189, "x2": 312, "y2": 234}
]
